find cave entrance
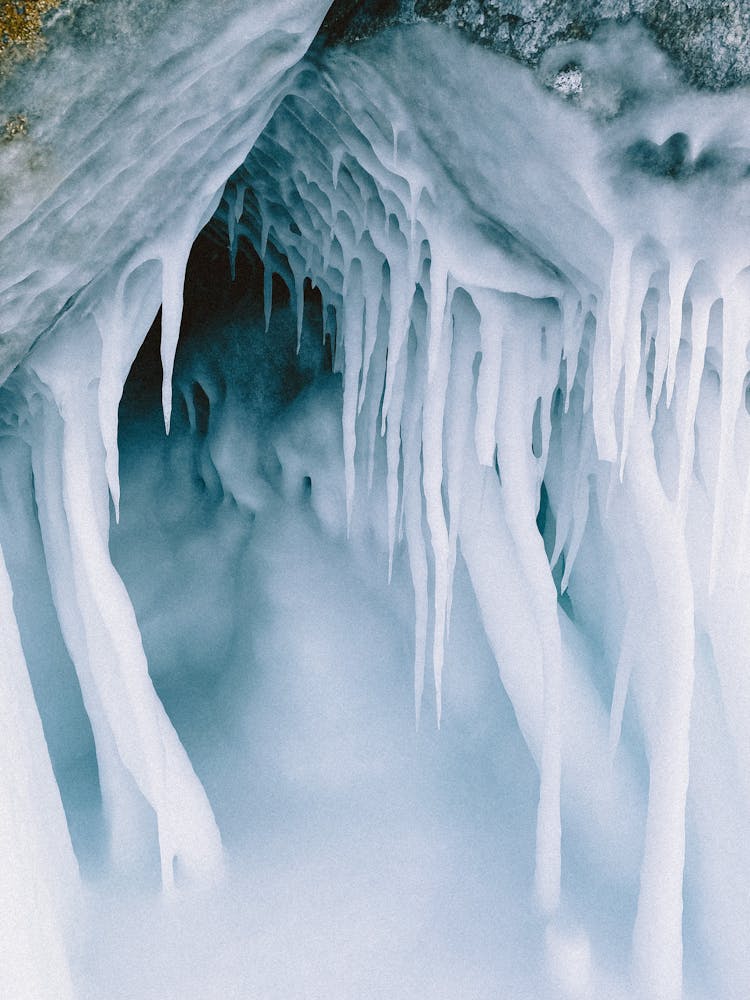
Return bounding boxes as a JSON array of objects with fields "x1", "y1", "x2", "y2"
[{"x1": 87, "y1": 189, "x2": 542, "y2": 996}]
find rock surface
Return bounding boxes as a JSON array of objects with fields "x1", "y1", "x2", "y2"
[
  {"x1": 2, "y1": 1, "x2": 749, "y2": 103},
  {"x1": 322, "y1": 0, "x2": 750, "y2": 89}
]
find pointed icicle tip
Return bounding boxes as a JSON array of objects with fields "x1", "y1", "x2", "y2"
[
  {"x1": 107, "y1": 452, "x2": 121, "y2": 524},
  {"x1": 160, "y1": 252, "x2": 189, "y2": 436},
  {"x1": 264, "y1": 265, "x2": 274, "y2": 333}
]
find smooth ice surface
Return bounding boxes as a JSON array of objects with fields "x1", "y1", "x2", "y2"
[
  {"x1": 2, "y1": 11, "x2": 750, "y2": 1000},
  {"x1": 0, "y1": 537, "x2": 76, "y2": 1000}
]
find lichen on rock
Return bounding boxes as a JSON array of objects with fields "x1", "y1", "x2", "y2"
[
  {"x1": 0, "y1": 1, "x2": 61, "y2": 60},
  {"x1": 2, "y1": 110, "x2": 26, "y2": 137},
  {"x1": 326, "y1": 0, "x2": 750, "y2": 90}
]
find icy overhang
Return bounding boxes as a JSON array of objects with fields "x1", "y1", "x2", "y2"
[
  {"x1": 5, "y1": 8, "x2": 750, "y2": 394},
  {"x1": 0, "y1": 0, "x2": 331, "y2": 381},
  {"x1": 5, "y1": 18, "x2": 750, "y2": 642},
  {"x1": 6, "y1": 14, "x2": 750, "y2": 999}
]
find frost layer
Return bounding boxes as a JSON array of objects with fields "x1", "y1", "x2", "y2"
[{"x1": 1, "y1": 16, "x2": 750, "y2": 1000}]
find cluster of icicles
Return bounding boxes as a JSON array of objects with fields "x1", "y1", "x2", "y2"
[
  {"x1": 5, "y1": 22, "x2": 750, "y2": 1000},
  {"x1": 216, "y1": 56, "x2": 750, "y2": 998}
]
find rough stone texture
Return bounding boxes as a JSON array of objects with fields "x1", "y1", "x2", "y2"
[
  {"x1": 3, "y1": 0, "x2": 749, "y2": 90},
  {"x1": 320, "y1": 0, "x2": 402, "y2": 44},
  {"x1": 0, "y1": 1, "x2": 60, "y2": 55},
  {"x1": 322, "y1": 0, "x2": 750, "y2": 90}
]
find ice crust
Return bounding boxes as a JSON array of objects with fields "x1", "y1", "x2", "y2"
[{"x1": 1, "y1": 12, "x2": 750, "y2": 1000}]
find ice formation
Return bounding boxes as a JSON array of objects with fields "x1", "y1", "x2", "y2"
[{"x1": 2, "y1": 6, "x2": 750, "y2": 999}]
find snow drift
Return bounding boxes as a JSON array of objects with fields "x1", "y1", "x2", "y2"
[{"x1": 1, "y1": 9, "x2": 750, "y2": 999}]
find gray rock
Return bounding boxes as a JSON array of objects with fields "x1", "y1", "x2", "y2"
[{"x1": 321, "y1": 0, "x2": 750, "y2": 90}]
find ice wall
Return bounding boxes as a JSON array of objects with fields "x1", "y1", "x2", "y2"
[
  {"x1": 2, "y1": 12, "x2": 750, "y2": 1000},
  {"x1": 0, "y1": 1, "x2": 331, "y2": 995},
  {"x1": 193, "y1": 25, "x2": 750, "y2": 998},
  {"x1": 0, "y1": 537, "x2": 77, "y2": 1000}
]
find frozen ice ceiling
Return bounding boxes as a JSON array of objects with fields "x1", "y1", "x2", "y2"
[{"x1": 4, "y1": 3, "x2": 750, "y2": 999}]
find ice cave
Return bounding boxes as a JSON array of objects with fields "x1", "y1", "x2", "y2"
[{"x1": 2, "y1": 1, "x2": 750, "y2": 997}]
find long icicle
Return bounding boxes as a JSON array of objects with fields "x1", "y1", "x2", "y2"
[{"x1": 0, "y1": 537, "x2": 77, "y2": 1000}]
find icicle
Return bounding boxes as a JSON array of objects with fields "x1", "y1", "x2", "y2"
[
  {"x1": 583, "y1": 329, "x2": 595, "y2": 416},
  {"x1": 364, "y1": 300, "x2": 389, "y2": 494},
  {"x1": 65, "y1": 390, "x2": 223, "y2": 885},
  {"x1": 260, "y1": 204, "x2": 271, "y2": 259},
  {"x1": 710, "y1": 272, "x2": 750, "y2": 593},
  {"x1": 264, "y1": 262, "x2": 275, "y2": 333},
  {"x1": 234, "y1": 180, "x2": 247, "y2": 224},
  {"x1": 444, "y1": 293, "x2": 479, "y2": 635},
  {"x1": 99, "y1": 291, "x2": 126, "y2": 523},
  {"x1": 676, "y1": 275, "x2": 714, "y2": 519},
  {"x1": 551, "y1": 332, "x2": 595, "y2": 589},
  {"x1": 407, "y1": 177, "x2": 422, "y2": 246},
  {"x1": 358, "y1": 254, "x2": 384, "y2": 415},
  {"x1": 29, "y1": 390, "x2": 156, "y2": 874},
  {"x1": 160, "y1": 247, "x2": 191, "y2": 434},
  {"x1": 624, "y1": 372, "x2": 694, "y2": 1000},
  {"x1": 401, "y1": 329, "x2": 428, "y2": 725},
  {"x1": 473, "y1": 288, "x2": 504, "y2": 466},
  {"x1": 380, "y1": 230, "x2": 411, "y2": 429},
  {"x1": 341, "y1": 259, "x2": 365, "y2": 531},
  {"x1": 618, "y1": 246, "x2": 654, "y2": 479},
  {"x1": 404, "y1": 466, "x2": 428, "y2": 726},
  {"x1": 290, "y1": 253, "x2": 307, "y2": 352},
  {"x1": 534, "y1": 310, "x2": 563, "y2": 482},
  {"x1": 332, "y1": 147, "x2": 344, "y2": 188},
  {"x1": 460, "y1": 460, "x2": 544, "y2": 755},
  {"x1": 427, "y1": 248, "x2": 449, "y2": 384},
  {"x1": 609, "y1": 604, "x2": 636, "y2": 756},
  {"x1": 549, "y1": 475, "x2": 573, "y2": 577},
  {"x1": 495, "y1": 317, "x2": 562, "y2": 916},
  {"x1": 98, "y1": 257, "x2": 162, "y2": 522},
  {"x1": 737, "y1": 442, "x2": 750, "y2": 584},
  {"x1": 607, "y1": 237, "x2": 636, "y2": 406},
  {"x1": 592, "y1": 241, "x2": 627, "y2": 462},
  {"x1": 421, "y1": 291, "x2": 453, "y2": 725},
  {"x1": 649, "y1": 264, "x2": 672, "y2": 429},
  {"x1": 25, "y1": 322, "x2": 224, "y2": 889},
  {"x1": 665, "y1": 257, "x2": 692, "y2": 407},
  {"x1": 227, "y1": 187, "x2": 238, "y2": 280},
  {"x1": 0, "y1": 537, "x2": 77, "y2": 1000},
  {"x1": 561, "y1": 293, "x2": 585, "y2": 412},
  {"x1": 559, "y1": 460, "x2": 591, "y2": 594},
  {"x1": 385, "y1": 325, "x2": 409, "y2": 579},
  {"x1": 227, "y1": 181, "x2": 247, "y2": 282}
]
